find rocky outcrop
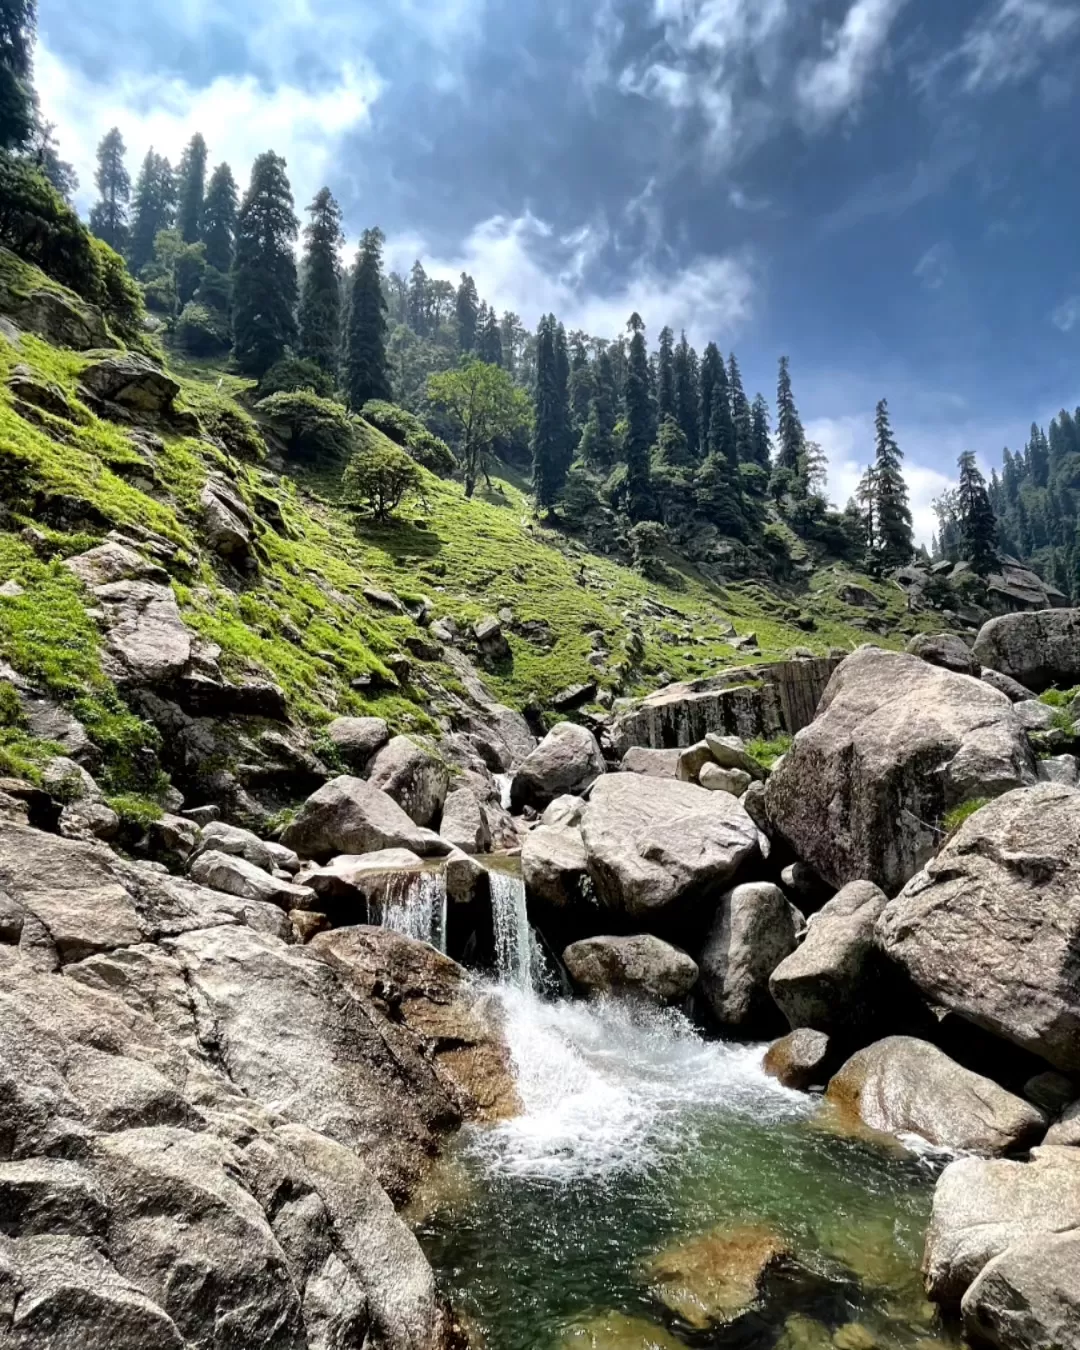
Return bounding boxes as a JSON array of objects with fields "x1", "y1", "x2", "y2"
[
  {"x1": 187, "y1": 850, "x2": 316, "y2": 910},
  {"x1": 63, "y1": 540, "x2": 168, "y2": 589},
  {"x1": 510, "y1": 722, "x2": 605, "y2": 812},
  {"x1": 699, "y1": 883, "x2": 804, "y2": 1031},
  {"x1": 973, "y1": 608, "x2": 1080, "y2": 692},
  {"x1": 94, "y1": 580, "x2": 193, "y2": 686},
  {"x1": 79, "y1": 354, "x2": 180, "y2": 416},
  {"x1": 365, "y1": 736, "x2": 450, "y2": 829},
  {"x1": 766, "y1": 648, "x2": 1036, "y2": 894},
  {"x1": 562, "y1": 935, "x2": 698, "y2": 1004},
  {"x1": 962, "y1": 1231, "x2": 1080, "y2": 1350},
  {"x1": 521, "y1": 800, "x2": 590, "y2": 910},
  {"x1": 580, "y1": 775, "x2": 759, "y2": 922},
  {"x1": 826, "y1": 1037, "x2": 1046, "y2": 1154},
  {"x1": 763, "y1": 1029, "x2": 832, "y2": 1090},
  {"x1": 324, "y1": 716, "x2": 390, "y2": 771},
  {"x1": 0, "y1": 251, "x2": 116, "y2": 348},
  {"x1": 620, "y1": 747, "x2": 681, "y2": 777},
  {"x1": 438, "y1": 786, "x2": 492, "y2": 855},
  {"x1": 768, "y1": 881, "x2": 888, "y2": 1035},
  {"x1": 877, "y1": 785, "x2": 1080, "y2": 1071},
  {"x1": 281, "y1": 777, "x2": 450, "y2": 862},
  {"x1": 199, "y1": 477, "x2": 255, "y2": 565}
]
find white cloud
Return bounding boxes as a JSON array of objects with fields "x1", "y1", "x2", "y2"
[
  {"x1": 795, "y1": 0, "x2": 908, "y2": 127},
  {"x1": 1051, "y1": 294, "x2": 1080, "y2": 332},
  {"x1": 919, "y1": 0, "x2": 1080, "y2": 95},
  {"x1": 385, "y1": 211, "x2": 757, "y2": 347},
  {"x1": 913, "y1": 241, "x2": 951, "y2": 290},
  {"x1": 37, "y1": 42, "x2": 381, "y2": 222}
]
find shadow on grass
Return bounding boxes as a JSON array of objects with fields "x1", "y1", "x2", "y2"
[{"x1": 352, "y1": 515, "x2": 444, "y2": 562}]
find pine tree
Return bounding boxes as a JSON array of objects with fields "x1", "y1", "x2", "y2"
[
  {"x1": 775, "y1": 356, "x2": 805, "y2": 473},
  {"x1": 231, "y1": 151, "x2": 298, "y2": 377},
  {"x1": 728, "y1": 355, "x2": 753, "y2": 464},
  {"x1": 553, "y1": 322, "x2": 574, "y2": 478},
  {"x1": 624, "y1": 313, "x2": 654, "y2": 522},
  {"x1": 673, "y1": 332, "x2": 699, "y2": 461},
  {"x1": 957, "y1": 450, "x2": 998, "y2": 576},
  {"x1": 0, "y1": 0, "x2": 35, "y2": 150},
  {"x1": 201, "y1": 162, "x2": 238, "y2": 273},
  {"x1": 297, "y1": 187, "x2": 343, "y2": 378},
  {"x1": 532, "y1": 315, "x2": 564, "y2": 510},
  {"x1": 750, "y1": 393, "x2": 771, "y2": 468},
  {"x1": 1027, "y1": 423, "x2": 1050, "y2": 488},
  {"x1": 479, "y1": 305, "x2": 503, "y2": 366},
  {"x1": 176, "y1": 132, "x2": 208, "y2": 243},
  {"x1": 407, "y1": 261, "x2": 430, "y2": 336},
  {"x1": 128, "y1": 150, "x2": 176, "y2": 274},
  {"x1": 871, "y1": 399, "x2": 913, "y2": 571},
  {"x1": 856, "y1": 464, "x2": 878, "y2": 557},
  {"x1": 344, "y1": 227, "x2": 391, "y2": 410},
  {"x1": 1072, "y1": 521, "x2": 1080, "y2": 601},
  {"x1": 656, "y1": 326, "x2": 675, "y2": 424},
  {"x1": 88, "y1": 127, "x2": 130, "y2": 253},
  {"x1": 695, "y1": 377, "x2": 744, "y2": 536},
  {"x1": 30, "y1": 119, "x2": 77, "y2": 200},
  {"x1": 579, "y1": 347, "x2": 617, "y2": 469},
  {"x1": 455, "y1": 273, "x2": 478, "y2": 353},
  {"x1": 698, "y1": 344, "x2": 722, "y2": 459},
  {"x1": 568, "y1": 334, "x2": 592, "y2": 434}
]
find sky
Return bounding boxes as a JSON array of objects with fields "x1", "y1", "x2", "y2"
[{"x1": 35, "y1": 0, "x2": 1080, "y2": 542}]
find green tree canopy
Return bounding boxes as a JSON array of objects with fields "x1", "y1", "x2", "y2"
[
  {"x1": 88, "y1": 127, "x2": 130, "y2": 254},
  {"x1": 0, "y1": 0, "x2": 35, "y2": 150},
  {"x1": 201, "y1": 162, "x2": 238, "y2": 273},
  {"x1": 231, "y1": 150, "x2": 298, "y2": 377},
  {"x1": 176, "y1": 132, "x2": 207, "y2": 243},
  {"x1": 298, "y1": 186, "x2": 344, "y2": 377},
  {"x1": 428, "y1": 359, "x2": 531, "y2": 498},
  {"x1": 344, "y1": 226, "x2": 392, "y2": 410}
]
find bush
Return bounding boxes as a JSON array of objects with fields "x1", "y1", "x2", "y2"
[
  {"x1": 141, "y1": 272, "x2": 177, "y2": 316},
  {"x1": 175, "y1": 301, "x2": 231, "y2": 357},
  {"x1": 361, "y1": 399, "x2": 456, "y2": 476},
  {"x1": 343, "y1": 438, "x2": 423, "y2": 520},
  {"x1": 90, "y1": 238, "x2": 145, "y2": 343},
  {"x1": 255, "y1": 390, "x2": 355, "y2": 463},
  {"x1": 258, "y1": 357, "x2": 335, "y2": 400}
]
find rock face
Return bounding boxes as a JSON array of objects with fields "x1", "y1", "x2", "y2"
[
  {"x1": 438, "y1": 786, "x2": 492, "y2": 855},
  {"x1": 877, "y1": 785, "x2": 1080, "y2": 1071},
  {"x1": 768, "y1": 881, "x2": 888, "y2": 1035},
  {"x1": 281, "y1": 776, "x2": 451, "y2": 862},
  {"x1": 581, "y1": 775, "x2": 758, "y2": 921},
  {"x1": 521, "y1": 806, "x2": 590, "y2": 911},
  {"x1": 79, "y1": 354, "x2": 180, "y2": 415},
  {"x1": 563, "y1": 935, "x2": 698, "y2": 1004},
  {"x1": 973, "y1": 608, "x2": 1080, "y2": 692},
  {"x1": 825, "y1": 1037, "x2": 1046, "y2": 1154},
  {"x1": 510, "y1": 722, "x2": 605, "y2": 812},
  {"x1": 699, "y1": 883, "x2": 805, "y2": 1031},
  {"x1": 95, "y1": 580, "x2": 193, "y2": 686},
  {"x1": 365, "y1": 736, "x2": 450, "y2": 829},
  {"x1": 962, "y1": 1232, "x2": 1080, "y2": 1350},
  {"x1": 766, "y1": 648, "x2": 1036, "y2": 894}
]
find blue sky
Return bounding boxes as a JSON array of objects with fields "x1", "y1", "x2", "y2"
[{"x1": 36, "y1": 0, "x2": 1080, "y2": 539}]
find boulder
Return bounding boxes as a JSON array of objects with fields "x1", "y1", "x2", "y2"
[
  {"x1": 294, "y1": 849, "x2": 426, "y2": 918},
  {"x1": 765, "y1": 648, "x2": 1036, "y2": 894},
  {"x1": 826, "y1": 1037, "x2": 1046, "y2": 1154},
  {"x1": 510, "y1": 722, "x2": 605, "y2": 812},
  {"x1": 1023, "y1": 1072, "x2": 1076, "y2": 1118},
  {"x1": 1038, "y1": 754, "x2": 1078, "y2": 786},
  {"x1": 200, "y1": 478, "x2": 254, "y2": 562},
  {"x1": 581, "y1": 775, "x2": 758, "y2": 921},
  {"x1": 962, "y1": 1231, "x2": 1080, "y2": 1350},
  {"x1": 365, "y1": 736, "x2": 450, "y2": 828},
  {"x1": 906, "y1": 632, "x2": 979, "y2": 675},
  {"x1": 555, "y1": 1312, "x2": 685, "y2": 1349},
  {"x1": 676, "y1": 740, "x2": 714, "y2": 783},
  {"x1": 620, "y1": 747, "x2": 681, "y2": 778},
  {"x1": 324, "y1": 715, "x2": 390, "y2": 771},
  {"x1": 187, "y1": 850, "x2": 316, "y2": 910},
  {"x1": 63, "y1": 541, "x2": 167, "y2": 588},
  {"x1": 472, "y1": 615, "x2": 510, "y2": 663},
  {"x1": 704, "y1": 733, "x2": 766, "y2": 780},
  {"x1": 0, "y1": 260, "x2": 115, "y2": 348},
  {"x1": 973, "y1": 609, "x2": 1080, "y2": 692},
  {"x1": 644, "y1": 1224, "x2": 797, "y2": 1330},
  {"x1": 924, "y1": 1148, "x2": 1080, "y2": 1304},
  {"x1": 698, "y1": 763, "x2": 752, "y2": 796},
  {"x1": 1045, "y1": 1101, "x2": 1080, "y2": 1146},
  {"x1": 981, "y1": 668, "x2": 1035, "y2": 702},
  {"x1": 1013, "y1": 700, "x2": 1057, "y2": 732},
  {"x1": 877, "y1": 785, "x2": 1080, "y2": 1071},
  {"x1": 768, "y1": 881, "x2": 888, "y2": 1035},
  {"x1": 93, "y1": 580, "x2": 192, "y2": 686},
  {"x1": 438, "y1": 786, "x2": 491, "y2": 855},
  {"x1": 521, "y1": 813, "x2": 590, "y2": 910},
  {"x1": 763, "y1": 1029, "x2": 832, "y2": 1091},
  {"x1": 192, "y1": 820, "x2": 281, "y2": 873},
  {"x1": 281, "y1": 777, "x2": 451, "y2": 862},
  {"x1": 563, "y1": 935, "x2": 698, "y2": 1004},
  {"x1": 79, "y1": 354, "x2": 180, "y2": 415},
  {"x1": 699, "y1": 883, "x2": 805, "y2": 1031}
]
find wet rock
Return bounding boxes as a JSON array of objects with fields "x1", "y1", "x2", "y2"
[
  {"x1": 79, "y1": 354, "x2": 180, "y2": 415},
  {"x1": 365, "y1": 736, "x2": 450, "y2": 829},
  {"x1": 962, "y1": 1231, "x2": 1080, "y2": 1350},
  {"x1": 439, "y1": 786, "x2": 491, "y2": 855},
  {"x1": 281, "y1": 776, "x2": 451, "y2": 862},
  {"x1": 188, "y1": 850, "x2": 316, "y2": 910},
  {"x1": 766, "y1": 648, "x2": 1036, "y2": 894},
  {"x1": 644, "y1": 1224, "x2": 797, "y2": 1330},
  {"x1": 619, "y1": 747, "x2": 681, "y2": 778},
  {"x1": 763, "y1": 1029, "x2": 832, "y2": 1091},
  {"x1": 973, "y1": 608, "x2": 1080, "y2": 693},
  {"x1": 556, "y1": 1312, "x2": 686, "y2": 1349},
  {"x1": 563, "y1": 934, "x2": 698, "y2": 1004},
  {"x1": 906, "y1": 632, "x2": 979, "y2": 675},
  {"x1": 510, "y1": 722, "x2": 605, "y2": 812},
  {"x1": 294, "y1": 848, "x2": 426, "y2": 919},
  {"x1": 700, "y1": 883, "x2": 805, "y2": 1031},
  {"x1": 826, "y1": 1037, "x2": 1046, "y2": 1154},
  {"x1": 877, "y1": 785, "x2": 1080, "y2": 1072}
]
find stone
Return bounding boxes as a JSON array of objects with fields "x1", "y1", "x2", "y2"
[
  {"x1": 188, "y1": 850, "x2": 316, "y2": 910},
  {"x1": 620, "y1": 747, "x2": 681, "y2": 778},
  {"x1": 973, "y1": 609, "x2": 1080, "y2": 692},
  {"x1": 192, "y1": 820, "x2": 280, "y2": 874},
  {"x1": 581, "y1": 775, "x2": 758, "y2": 920},
  {"x1": 365, "y1": 736, "x2": 450, "y2": 828},
  {"x1": 521, "y1": 815, "x2": 590, "y2": 910},
  {"x1": 763, "y1": 1029, "x2": 832, "y2": 1091},
  {"x1": 552, "y1": 682, "x2": 598, "y2": 713},
  {"x1": 876, "y1": 785, "x2": 1080, "y2": 1072},
  {"x1": 93, "y1": 580, "x2": 192, "y2": 685},
  {"x1": 472, "y1": 615, "x2": 509, "y2": 662},
  {"x1": 982, "y1": 667, "x2": 1036, "y2": 702},
  {"x1": 510, "y1": 722, "x2": 605, "y2": 812},
  {"x1": 826, "y1": 1037, "x2": 1047, "y2": 1154},
  {"x1": 838, "y1": 583, "x2": 882, "y2": 609},
  {"x1": 962, "y1": 1232, "x2": 1080, "y2": 1350},
  {"x1": 700, "y1": 883, "x2": 805, "y2": 1031},
  {"x1": 324, "y1": 715, "x2": 390, "y2": 771},
  {"x1": 768, "y1": 881, "x2": 888, "y2": 1035},
  {"x1": 1013, "y1": 700, "x2": 1057, "y2": 732},
  {"x1": 79, "y1": 354, "x2": 180, "y2": 414},
  {"x1": 698, "y1": 763, "x2": 752, "y2": 796},
  {"x1": 906, "y1": 632, "x2": 979, "y2": 675},
  {"x1": 766, "y1": 648, "x2": 1036, "y2": 894},
  {"x1": 438, "y1": 786, "x2": 491, "y2": 855},
  {"x1": 294, "y1": 849, "x2": 426, "y2": 920},
  {"x1": 644, "y1": 1224, "x2": 797, "y2": 1330},
  {"x1": 704, "y1": 732, "x2": 766, "y2": 780},
  {"x1": 563, "y1": 935, "x2": 698, "y2": 1004},
  {"x1": 200, "y1": 478, "x2": 253, "y2": 562},
  {"x1": 555, "y1": 1312, "x2": 686, "y2": 1349},
  {"x1": 924, "y1": 1148, "x2": 1080, "y2": 1304},
  {"x1": 1037, "y1": 754, "x2": 1079, "y2": 785},
  {"x1": 676, "y1": 740, "x2": 715, "y2": 783},
  {"x1": 363, "y1": 587, "x2": 404, "y2": 612},
  {"x1": 1024, "y1": 1072, "x2": 1076, "y2": 1117},
  {"x1": 41, "y1": 756, "x2": 100, "y2": 803},
  {"x1": 58, "y1": 800, "x2": 120, "y2": 844},
  {"x1": 1045, "y1": 1101, "x2": 1080, "y2": 1146},
  {"x1": 63, "y1": 540, "x2": 167, "y2": 588},
  {"x1": 281, "y1": 776, "x2": 451, "y2": 862}
]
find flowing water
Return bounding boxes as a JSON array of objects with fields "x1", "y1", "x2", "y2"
[{"x1": 370, "y1": 867, "x2": 448, "y2": 951}]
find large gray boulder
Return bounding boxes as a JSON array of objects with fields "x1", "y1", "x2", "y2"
[
  {"x1": 510, "y1": 722, "x2": 604, "y2": 812},
  {"x1": 766, "y1": 647, "x2": 1036, "y2": 894},
  {"x1": 973, "y1": 608, "x2": 1080, "y2": 692},
  {"x1": 324, "y1": 716, "x2": 390, "y2": 771},
  {"x1": 620, "y1": 746, "x2": 681, "y2": 778},
  {"x1": 521, "y1": 808, "x2": 589, "y2": 910},
  {"x1": 877, "y1": 785, "x2": 1080, "y2": 1071},
  {"x1": 79, "y1": 354, "x2": 180, "y2": 414},
  {"x1": 364, "y1": 736, "x2": 450, "y2": 828},
  {"x1": 438, "y1": 785, "x2": 491, "y2": 855},
  {"x1": 826, "y1": 1037, "x2": 1046, "y2": 1155},
  {"x1": 924, "y1": 1149, "x2": 1080, "y2": 1305},
  {"x1": 187, "y1": 850, "x2": 316, "y2": 910},
  {"x1": 281, "y1": 776, "x2": 450, "y2": 862},
  {"x1": 93, "y1": 580, "x2": 193, "y2": 686},
  {"x1": 580, "y1": 775, "x2": 758, "y2": 921},
  {"x1": 699, "y1": 883, "x2": 804, "y2": 1030},
  {"x1": 563, "y1": 935, "x2": 698, "y2": 1004},
  {"x1": 906, "y1": 632, "x2": 979, "y2": 675},
  {"x1": 768, "y1": 880, "x2": 888, "y2": 1034},
  {"x1": 962, "y1": 1231, "x2": 1080, "y2": 1350}
]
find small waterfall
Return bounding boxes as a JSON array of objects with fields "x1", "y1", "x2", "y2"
[
  {"x1": 494, "y1": 773, "x2": 514, "y2": 811},
  {"x1": 372, "y1": 868, "x2": 448, "y2": 951},
  {"x1": 488, "y1": 867, "x2": 533, "y2": 990}
]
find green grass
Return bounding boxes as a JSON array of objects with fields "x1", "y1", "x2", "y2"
[
  {"x1": 746, "y1": 734, "x2": 793, "y2": 770},
  {"x1": 105, "y1": 793, "x2": 164, "y2": 829},
  {"x1": 943, "y1": 798, "x2": 988, "y2": 833}
]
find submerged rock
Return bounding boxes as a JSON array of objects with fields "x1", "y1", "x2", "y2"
[
  {"x1": 563, "y1": 934, "x2": 698, "y2": 1004},
  {"x1": 556, "y1": 1312, "x2": 686, "y2": 1350},
  {"x1": 644, "y1": 1224, "x2": 797, "y2": 1330}
]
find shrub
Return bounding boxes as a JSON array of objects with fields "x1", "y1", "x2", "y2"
[
  {"x1": 90, "y1": 238, "x2": 145, "y2": 343},
  {"x1": 258, "y1": 356, "x2": 335, "y2": 400},
  {"x1": 943, "y1": 798, "x2": 988, "y2": 833},
  {"x1": 105, "y1": 793, "x2": 164, "y2": 830},
  {"x1": 175, "y1": 301, "x2": 231, "y2": 357},
  {"x1": 256, "y1": 390, "x2": 355, "y2": 463},
  {"x1": 343, "y1": 438, "x2": 423, "y2": 521},
  {"x1": 361, "y1": 399, "x2": 456, "y2": 476}
]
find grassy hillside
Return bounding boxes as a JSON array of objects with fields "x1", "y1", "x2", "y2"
[{"x1": 0, "y1": 251, "x2": 925, "y2": 807}]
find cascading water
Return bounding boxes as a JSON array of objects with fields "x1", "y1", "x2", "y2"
[
  {"x1": 371, "y1": 868, "x2": 448, "y2": 951},
  {"x1": 487, "y1": 866, "x2": 534, "y2": 990}
]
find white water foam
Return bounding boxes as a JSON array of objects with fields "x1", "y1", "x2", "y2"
[
  {"x1": 488, "y1": 867, "x2": 534, "y2": 990},
  {"x1": 373, "y1": 869, "x2": 448, "y2": 951}
]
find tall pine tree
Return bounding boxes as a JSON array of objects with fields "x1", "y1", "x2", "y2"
[
  {"x1": 201, "y1": 162, "x2": 238, "y2": 273},
  {"x1": 957, "y1": 451, "x2": 998, "y2": 576},
  {"x1": 657, "y1": 326, "x2": 675, "y2": 423},
  {"x1": 775, "y1": 356, "x2": 805, "y2": 472},
  {"x1": 0, "y1": 0, "x2": 35, "y2": 150},
  {"x1": 298, "y1": 187, "x2": 343, "y2": 378},
  {"x1": 231, "y1": 151, "x2": 298, "y2": 377},
  {"x1": 479, "y1": 305, "x2": 503, "y2": 365},
  {"x1": 176, "y1": 132, "x2": 208, "y2": 243},
  {"x1": 871, "y1": 399, "x2": 913, "y2": 571},
  {"x1": 698, "y1": 344, "x2": 722, "y2": 459},
  {"x1": 749, "y1": 393, "x2": 771, "y2": 468},
  {"x1": 579, "y1": 347, "x2": 617, "y2": 469},
  {"x1": 128, "y1": 150, "x2": 176, "y2": 274},
  {"x1": 673, "y1": 332, "x2": 699, "y2": 461},
  {"x1": 728, "y1": 355, "x2": 753, "y2": 464},
  {"x1": 456, "y1": 273, "x2": 479, "y2": 353},
  {"x1": 624, "y1": 314, "x2": 654, "y2": 522},
  {"x1": 407, "y1": 261, "x2": 430, "y2": 336},
  {"x1": 344, "y1": 227, "x2": 391, "y2": 410},
  {"x1": 88, "y1": 127, "x2": 130, "y2": 253},
  {"x1": 532, "y1": 315, "x2": 565, "y2": 510}
]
